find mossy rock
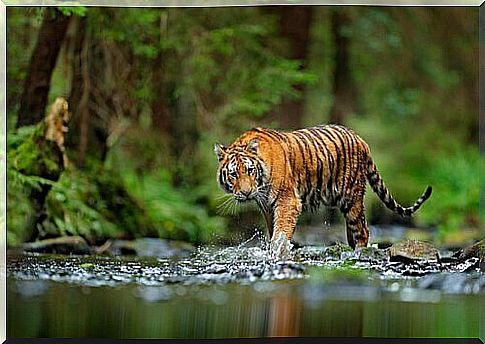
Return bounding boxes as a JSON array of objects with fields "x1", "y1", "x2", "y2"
[
  {"x1": 453, "y1": 239, "x2": 485, "y2": 262},
  {"x1": 324, "y1": 243, "x2": 353, "y2": 259},
  {"x1": 358, "y1": 246, "x2": 388, "y2": 261},
  {"x1": 388, "y1": 240, "x2": 439, "y2": 262}
]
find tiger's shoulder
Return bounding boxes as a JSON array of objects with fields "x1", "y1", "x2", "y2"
[{"x1": 231, "y1": 127, "x2": 283, "y2": 147}]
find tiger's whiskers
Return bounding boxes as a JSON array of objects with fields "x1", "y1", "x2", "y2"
[{"x1": 216, "y1": 194, "x2": 240, "y2": 216}]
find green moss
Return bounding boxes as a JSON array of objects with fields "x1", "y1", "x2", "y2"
[{"x1": 308, "y1": 266, "x2": 369, "y2": 285}]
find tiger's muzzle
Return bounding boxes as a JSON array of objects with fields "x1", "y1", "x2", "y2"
[{"x1": 234, "y1": 190, "x2": 253, "y2": 202}]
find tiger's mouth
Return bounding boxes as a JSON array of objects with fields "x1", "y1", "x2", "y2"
[{"x1": 234, "y1": 192, "x2": 253, "y2": 202}]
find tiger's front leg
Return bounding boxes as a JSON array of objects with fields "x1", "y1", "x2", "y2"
[
  {"x1": 270, "y1": 189, "x2": 302, "y2": 242},
  {"x1": 261, "y1": 209, "x2": 274, "y2": 239}
]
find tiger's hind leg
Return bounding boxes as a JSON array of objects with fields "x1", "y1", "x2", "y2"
[{"x1": 340, "y1": 197, "x2": 369, "y2": 249}]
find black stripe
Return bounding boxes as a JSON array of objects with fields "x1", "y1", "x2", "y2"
[
  {"x1": 346, "y1": 218, "x2": 358, "y2": 226},
  {"x1": 317, "y1": 129, "x2": 339, "y2": 203},
  {"x1": 291, "y1": 132, "x2": 311, "y2": 203},
  {"x1": 324, "y1": 127, "x2": 346, "y2": 197},
  {"x1": 265, "y1": 129, "x2": 293, "y2": 174},
  {"x1": 308, "y1": 128, "x2": 334, "y2": 175},
  {"x1": 337, "y1": 127, "x2": 353, "y2": 196},
  {"x1": 284, "y1": 134, "x2": 303, "y2": 190},
  {"x1": 301, "y1": 129, "x2": 325, "y2": 208},
  {"x1": 280, "y1": 133, "x2": 296, "y2": 177},
  {"x1": 307, "y1": 128, "x2": 334, "y2": 204},
  {"x1": 303, "y1": 129, "x2": 326, "y2": 207},
  {"x1": 346, "y1": 133, "x2": 359, "y2": 192},
  {"x1": 218, "y1": 170, "x2": 225, "y2": 188},
  {"x1": 335, "y1": 126, "x2": 353, "y2": 195},
  {"x1": 261, "y1": 129, "x2": 291, "y2": 175}
]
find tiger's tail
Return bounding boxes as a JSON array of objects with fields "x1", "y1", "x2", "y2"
[{"x1": 366, "y1": 157, "x2": 432, "y2": 216}]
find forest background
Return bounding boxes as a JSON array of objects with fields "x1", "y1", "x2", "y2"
[{"x1": 6, "y1": 6, "x2": 481, "y2": 247}]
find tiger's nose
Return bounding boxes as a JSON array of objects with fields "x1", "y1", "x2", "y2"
[{"x1": 241, "y1": 190, "x2": 251, "y2": 198}]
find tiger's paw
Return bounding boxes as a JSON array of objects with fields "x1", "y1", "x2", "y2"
[{"x1": 269, "y1": 233, "x2": 293, "y2": 261}]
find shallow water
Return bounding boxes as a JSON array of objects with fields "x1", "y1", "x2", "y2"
[{"x1": 7, "y1": 236, "x2": 484, "y2": 339}]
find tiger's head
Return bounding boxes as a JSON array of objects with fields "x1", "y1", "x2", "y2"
[{"x1": 214, "y1": 139, "x2": 268, "y2": 202}]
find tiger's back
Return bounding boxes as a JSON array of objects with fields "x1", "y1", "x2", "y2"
[{"x1": 215, "y1": 124, "x2": 431, "y2": 249}]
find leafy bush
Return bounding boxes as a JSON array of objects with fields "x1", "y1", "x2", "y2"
[
  {"x1": 122, "y1": 170, "x2": 226, "y2": 243},
  {"x1": 418, "y1": 148, "x2": 480, "y2": 237},
  {"x1": 107, "y1": 126, "x2": 228, "y2": 244},
  {"x1": 43, "y1": 167, "x2": 125, "y2": 241},
  {"x1": 6, "y1": 171, "x2": 36, "y2": 247}
]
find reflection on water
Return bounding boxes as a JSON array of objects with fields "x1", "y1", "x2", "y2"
[{"x1": 8, "y1": 278, "x2": 481, "y2": 338}]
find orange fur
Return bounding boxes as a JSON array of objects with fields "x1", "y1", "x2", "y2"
[{"x1": 215, "y1": 125, "x2": 431, "y2": 249}]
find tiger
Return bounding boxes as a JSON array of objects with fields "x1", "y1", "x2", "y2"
[{"x1": 214, "y1": 124, "x2": 432, "y2": 249}]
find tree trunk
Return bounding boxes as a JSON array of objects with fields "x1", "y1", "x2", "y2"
[
  {"x1": 67, "y1": 16, "x2": 110, "y2": 168},
  {"x1": 151, "y1": 11, "x2": 171, "y2": 139},
  {"x1": 275, "y1": 6, "x2": 313, "y2": 129},
  {"x1": 329, "y1": 9, "x2": 357, "y2": 125},
  {"x1": 151, "y1": 53, "x2": 171, "y2": 134},
  {"x1": 17, "y1": 9, "x2": 71, "y2": 127}
]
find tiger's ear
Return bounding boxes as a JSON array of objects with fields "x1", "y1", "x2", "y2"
[
  {"x1": 247, "y1": 139, "x2": 258, "y2": 154},
  {"x1": 214, "y1": 143, "x2": 227, "y2": 161}
]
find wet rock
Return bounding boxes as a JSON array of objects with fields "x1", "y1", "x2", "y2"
[
  {"x1": 323, "y1": 243, "x2": 353, "y2": 259},
  {"x1": 388, "y1": 240, "x2": 440, "y2": 263},
  {"x1": 22, "y1": 236, "x2": 91, "y2": 255},
  {"x1": 452, "y1": 239, "x2": 485, "y2": 262},
  {"x1": 293, "y1": 246, "x2": 326, "y2": 261},
  {"x1": 105, "y1": 238, "x2": 195, "y2": 258},
  {"x1": 7, "y1": 237, "x2": 482, "y2": 293},
  {"x1": 104, "y1": 240, "x2": 137, "y2": 255},
  {"x1": 357, "y1": 246, "x2": 388, "y2": 262}
]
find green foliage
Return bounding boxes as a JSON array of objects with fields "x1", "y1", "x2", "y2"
[
  {"x1": 57, "y1": 7, "x2": 88, "y2": 17},
  {"x1": 43, "y1": 167, "x2": 123, "y2": 240},
  {"x1": 94, "y1": 8, "x2": 159, "y2": 59},
  {"x1": 122, "y1": 171, "x2": 226, "y2": 243},
  {"x1": 418, "y1": 148, "x2": 480, "y2": 237},
  {"x1": 7, "y1": 126, "x2": 52, "y2": 246},
  {"x1": 177, "y1": 10, "x2": 316, "y2": 124},
  {"x1": 6, "y1": 185, "x2": 33, "y2": 247},
  {"x1": 6, "y1": 124, "x2": 151, "y2": 245},
  {"x1": 106, "y1": 126, "x2": 227, "y2": 244},
  {"x1": 7, "y1": 7, "x2": 479, "y2": 246},
  {"x1": 8, "y1": 123, "x2": 63, "y2": 177}
]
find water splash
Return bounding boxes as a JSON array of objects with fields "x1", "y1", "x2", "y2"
[
  {"x1": 269, "y1": 233, "x2": 294, "y2": 262},
  {"x1": 7, "y1": 239, "x2": 482, "y2": 293}
]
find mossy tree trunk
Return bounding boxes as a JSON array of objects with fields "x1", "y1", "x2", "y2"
[{"x1": 11, "y1": 98, "x2": 70, "y2": 241}]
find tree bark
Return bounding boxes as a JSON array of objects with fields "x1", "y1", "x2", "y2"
[
  {"x1": 329, "y1": 9, "x2": 357, "y2": 125},
  {"x1": 275, "y1": 6, "x2": 313, "y2": 129},
  {"x1": 67, "y1": 16, "x2": 111, "y2": 168},
  {"x1": 151, "y1": 51, "x2": 171, "y2": 134},
  {"x1": 17, "y1": 9, "x2": 71, "y2": 127}
]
